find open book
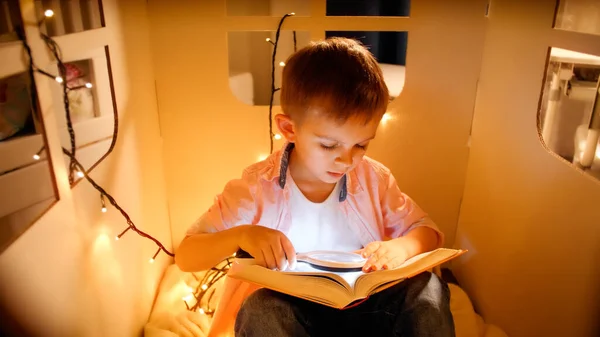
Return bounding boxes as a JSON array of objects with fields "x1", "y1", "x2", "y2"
[{"x1": 228, "y1": 248, "x2": 466, "y2": 309}]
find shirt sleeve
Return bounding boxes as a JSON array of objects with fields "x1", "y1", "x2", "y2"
[
  {"x1": 186, "y1": 172, "x2": 257, "y2": 236},
  {"x1": 381, "y1": 172, "x2": 444, "y2": 247}
]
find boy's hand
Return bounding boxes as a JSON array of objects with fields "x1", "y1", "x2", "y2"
[
  {"x1": 238, "y1": 225, "x2": 297, "y2": 271},
  {"x1": 360, "y1": 239, "x2": 409, "y2": 272}
]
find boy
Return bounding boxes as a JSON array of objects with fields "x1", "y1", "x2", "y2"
[{"x1": 176, "y1": 37, "x2": 454, "y2": 337}]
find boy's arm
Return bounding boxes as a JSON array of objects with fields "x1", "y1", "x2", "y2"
[
  {"x1": 380, "y1": 172, "x2": 444, "y2": 249},
  {"x1": 362, "y1": 172, "x2": 443, "y2": 271},
  {"x1": 176, "y1": 226, "x2": 246, "y2": 272},
  {"x1": 394, "y1": 226, "x2": 439, "y2": 258},
  {"x1": 175, "y1": 176, "x2": 256, "y2": 272},
  {"x1": 176, "y1": 174, "x2": 296, "y2": 272}
]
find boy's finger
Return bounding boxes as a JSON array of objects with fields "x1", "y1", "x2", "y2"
[
  {"x1": 254, "y1": 254, "x2": 266, "y2": 268},
  {"x1": 372, "y1": 255, "x2": 390, "y2": 271},
  {"x1": 365, "y1": 253, "x2": 380, "y2": 269},
  {"x1": 363, "y1": 251, "x2": 381, "y2": 272},
  {"x1": 362, "y1": 260, "x2": 375, "y2": 272},
  {"x1": 361, "y1": 241, "x2": 381, "y2": 258},
  {"x1": 261, "y1": 248, "x2": 277, "y2": 270},
  {"x1": 365, "y1": 245, "x2": 388, "y2": 265},
  {"x1": 271, "y1": 240, "x2": 286, "y2": 270},
  {"x1": 385, "y1": 256, "x2": 407, "y2": 270},
  {"x1": 281, "y1": 236, "x2": 297, "y2": 270}
]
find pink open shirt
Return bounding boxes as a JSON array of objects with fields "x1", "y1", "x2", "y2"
[{"x1": 185, "y1": 143, "x2": 443, "y2": 337}]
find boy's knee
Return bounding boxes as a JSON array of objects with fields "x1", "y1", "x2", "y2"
[
  {"x1": 235, "y1": 289, "x2": 306, "y2": 336},
  {"x1": 404, "y1": 272, "x2": 450, "y2": 307},
  {"x1": 240, "y1": 288, "x2": 283, "y2": 313},
  {"x1": 238, "y1": 288, "x2": 299, "y2": 322}
]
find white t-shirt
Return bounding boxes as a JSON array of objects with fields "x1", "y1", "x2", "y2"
[{"x1": 286, "y1": 176, "x2": 363, "y2": 254}]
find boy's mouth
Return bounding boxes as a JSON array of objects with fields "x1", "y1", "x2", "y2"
[{"x1": 327, "y1": 171, "x2": 345, "y2": 178}]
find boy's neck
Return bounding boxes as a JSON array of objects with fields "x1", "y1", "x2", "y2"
[{"x1": 288, "y1": 149, "x2": 336, "y2": 203}]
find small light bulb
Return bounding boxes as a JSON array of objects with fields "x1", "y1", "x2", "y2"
[
  {"x1": 182, "y1": 294, "x2": 194, "y2": 301},
  {"x1": 55, "y1": 76, "x2": 63, "y2": 83},
  {"x1": 201, "y1": 284, "x2": 208, "y2": 291},
  {"x1": 232, "y1": 252, "x2": 237, "y2": 257},
  {"x1": 199, "y1": 308, "x2": 205, "y2": 315},
  {"x1": 85, "y1": 82, "x2": 93, "y2": 88},
  {"x1": 279, "y1": 61, "x2": 285, "y2": 67},
  {"x1": 101, "y1": 207, "x2": 107, "y2": 213},
  {"x1": 77, "y1": 171, "x2": 84, "y2": 178},
  {"x1": 266, "y1": 38, "x2": 271, "y2": 42},
  {"x1": 258, "y1": 154, "x2": 268, "y2": 161},
  {"x1": 149, "y1": 258, "x2": 155, "y2": 264},
  {"x1": 33, "y1": 154, "x2": 41, "y2": 160},
  {"x1": 44, "y1": 9, "x2": 54, "y2": 17},
  {"x1": 115, "y1": 236, "x2": 119, "y2": 241},
  {"x1": 291, "y1": 12, "x2": 296, "y2": 15},
  {"x1": 381, "y1": 113, "x2": 392, "y2": 124},
  {"x1": 274, "y1": 134, "x2": 282, "y2": 140}
]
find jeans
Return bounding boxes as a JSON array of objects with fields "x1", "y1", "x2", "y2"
[{"x1": 235, "y1": 272, "x2": 455, "y2": 337}]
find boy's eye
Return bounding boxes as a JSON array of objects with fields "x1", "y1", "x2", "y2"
[
  {"x1": 320, "y1": 144, "x2": 337, "y2": 150},
  {"x1": 321, "y1": 143, "x2": 368, "y2": 151}
]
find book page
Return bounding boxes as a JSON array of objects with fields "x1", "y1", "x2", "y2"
[
  {"x1": 355, "y1": 248, "x2": 465, "y2": 297},
  {"x1": 287, "y1": 262, "x2": 365, "y2": 289},
  {"x1": 229, "y1": 261, "x2": 357, "y2": 308},
  {"x1": 228, "y1": 249, "x2": 464, "y2": 308}
]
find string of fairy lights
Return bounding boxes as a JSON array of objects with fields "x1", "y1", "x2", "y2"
[
  {"x1": 268, "y1": 13, "x2": 296, "y2": 154},
  {"x1": 20, "y1": 9, "x2": 173, "y2": 262},
  {"x1": 18, "y1": 8, "x2": 297, "y2": 317}
]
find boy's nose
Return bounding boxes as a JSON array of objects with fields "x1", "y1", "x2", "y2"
[{"x1": 335, "y1": 151, "x2": 353, "y2": 167}]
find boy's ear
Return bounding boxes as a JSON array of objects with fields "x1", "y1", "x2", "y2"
[{"x1": 275, "y1": 114, "x2": 297, "y2": 143}]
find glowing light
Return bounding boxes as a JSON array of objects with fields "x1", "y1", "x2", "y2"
[
  {"x1": 44, "y1": 9, "x2": 54, "y2": 17},
  {"x1": 149, "y1": 258, "x2": 155, "y2": 263},
  {"x1": 381, "y1": 113, "x2": 392, "y2": 124},
  {"x1": 201, "y1": 284, "x2": 208, "y2": 291},
  {"x1": 266, "y1": 38, "x2": 271, "y2": 42},
  {"x1": 258, "y1": 154, "x2": 268, "y2": 161},
  {"x1": 290, "y1": 12, "x2": 296, "y2": 15},
  {"x1": 182, "y1": 294, "x2": 194, "y2": 301},
  {"x1": 55, "y1": 76, "x2": 64, "y2": 83},
  {"x1": 199, "y1": 308, "x2": 205, "y2": 315},
  {"x1": 33, "y1": 154, "x2": 40, "y2": 160},
  {"x1": 85, "y1": 82, "x2": 93, "y2": 88},
  {"x1": 116, "y1": 227, "x2": 130, "y2": 241},
  {"x1": 274, "y1": 134, "x2": 282, "y2": 140},
  {"x1": 101, "y1": 207, "x2": 107, "y2": 213},
  {"x1": 77, "y1": 171, "x2": 84, "y2": 178},
  {"x1": 279, "y1": 61, "x2": 285, "y2": 67},
  {"x1": 577, "y1": 140, "x2": 600, "y2": 160}
]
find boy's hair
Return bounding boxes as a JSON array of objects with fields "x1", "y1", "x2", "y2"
[{"x1": 281, "y1": 37, "x2": 389, "y2": 125}]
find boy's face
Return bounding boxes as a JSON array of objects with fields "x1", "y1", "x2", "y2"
[{"x1": 278, "y1": 109, "x2": 381, "y2": 184}]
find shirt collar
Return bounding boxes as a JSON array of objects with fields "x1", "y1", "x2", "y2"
[{"x1": 263, "y1": 142, "x2": 361, "y2": 202}]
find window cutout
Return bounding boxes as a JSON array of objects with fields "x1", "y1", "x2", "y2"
[
  {"x1": 539, "y1": 47, "x2": 600, "y2": 180},
  {"x1": 0, "y1": 0, "x2": 23, "y2": 43},
  {"x1": 227, "y1": 31, "x2": 310, "y2": 106},
  {"x1": 0, "y1": 70, "x2": 57, "y2": 253},
  {"x1": 0, "y1": 72, "x2": 36, "y2": 142},
  {"x1": 226, "y1": 0, "x2": 309, "y2": 16},
  {"x1": 555, "y1": 0, "x2": 600, "y2": 36},
  {"x1": 326, "y1": 0, "x2": 410, "y2": 17},
  {"x1": 36, "y1": 0, "x2": 104, "y2": 37},
  {"x1": 47, "y1": 46, "x2": 116, "y2": 186},
  {"x1": 64, "y1": 59, "x2": 98, "y2": 124},
  {"x1": 326, "y1": 31, "x2": 408, "y2": 99}
]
